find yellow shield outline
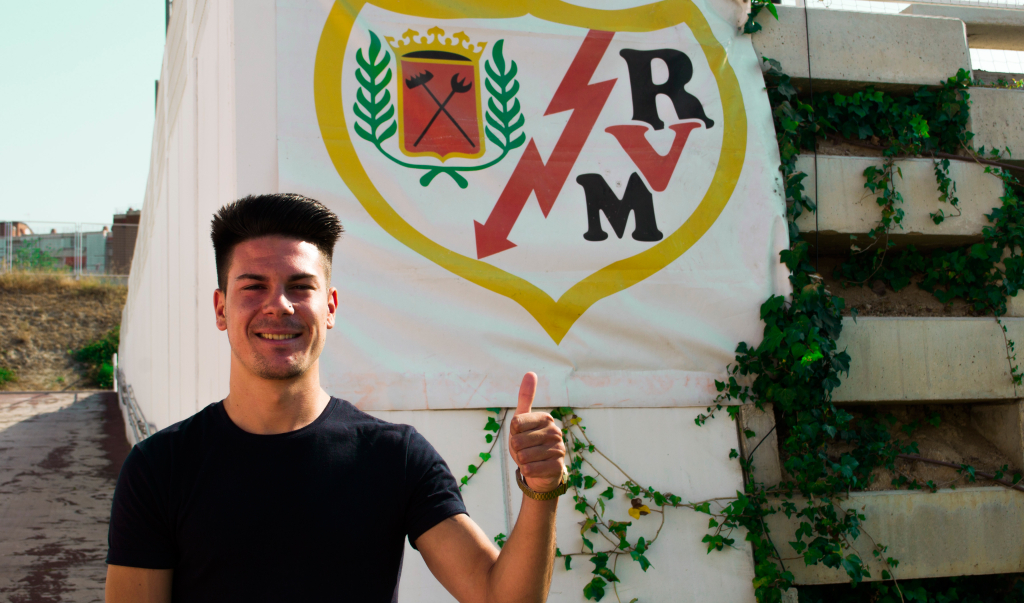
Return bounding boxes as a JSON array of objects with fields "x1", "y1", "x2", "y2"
[{"x1": 314, "y1": 0, "x2": 748, "y2": 344}]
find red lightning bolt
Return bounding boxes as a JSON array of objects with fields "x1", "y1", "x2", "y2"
[{"x1": 473, "y1": 30, "x2": 616, "y2": 259}]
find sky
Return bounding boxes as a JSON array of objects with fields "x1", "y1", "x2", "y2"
[{"x1": 0, "y1": 1, "x2": 166, "y2": 230}]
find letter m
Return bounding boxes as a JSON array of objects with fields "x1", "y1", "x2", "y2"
[{"x1": 576, "y1": 173, "x2": 663, "y2": 242}]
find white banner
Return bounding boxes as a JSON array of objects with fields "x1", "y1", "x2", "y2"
[{"x1": 278, "y1": 0, "x2": 787, "y2": 410}]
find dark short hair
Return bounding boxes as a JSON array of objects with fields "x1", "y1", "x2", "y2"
[{"x1": 211, "y1": 194, "x2": 343, "y2": 290}]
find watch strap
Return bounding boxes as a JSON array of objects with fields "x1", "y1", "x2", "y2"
[{"x1": 516, "y1": 466, "x2": 569, "y2": 501}]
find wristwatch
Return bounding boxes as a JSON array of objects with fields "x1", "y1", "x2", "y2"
[{"x1": 516, "y1": 466, "x2": 570, "y2": 501}]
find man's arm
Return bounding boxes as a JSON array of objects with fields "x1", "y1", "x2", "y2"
[
  {"x1": 416, "y1": 372, "x2": 565, "y2": 603},
  {"x1": 105, "y1": 565, "x2": 173, "y2": 603}
]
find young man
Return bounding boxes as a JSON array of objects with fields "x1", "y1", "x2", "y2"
[{"x1": 105, "y1": 194, "x2": 568, "y2": 602}]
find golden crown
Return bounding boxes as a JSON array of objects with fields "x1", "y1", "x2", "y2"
[{"x1": 386, "y1": 27, "x2": 486, "y2": 58}]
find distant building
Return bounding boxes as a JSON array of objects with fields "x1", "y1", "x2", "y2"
[
  {"x1": 1, "y1": 212, "x2": 139, "y2": 275},
  {"x1": 108, "y1": 209, "x2": 141, "y2": 275},
  {"x1": 0, "y1": 222, "x2": 33, "y2": 237},
  {"x1": 6, "y1": 229, "x2": 108, "y2": 273}
]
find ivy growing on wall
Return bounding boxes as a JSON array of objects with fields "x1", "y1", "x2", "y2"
[{"x1": 456, "y1": 8, "x2": 1024, "y2": 602}]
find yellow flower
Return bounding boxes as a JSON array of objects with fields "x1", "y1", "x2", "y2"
[{"x1": 628, "y1": 505, "x2": 650, "y2": 519}]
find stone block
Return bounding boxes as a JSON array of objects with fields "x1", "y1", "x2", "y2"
[
  {"x1": 901, "y1": 4, "x2": 1024, "y2": 51},
  {"x1": 753, "y1": 6, "x2": 970, "y2": 91},
  {"x1": 793, "y1": 155, "x2": 1004, "y2": 252},
  {"x1": 974, "y1": 70, "x2": 1024, "y2": 87},
  {"x1": 970, "y1": 87, "x2": 1024, "y2": 164},
  {"x1": 766, "y1": 487, "x2": 1024, "y2": 584},
  {"x1": 833, "y1": 317, "x2": 1024, "y2": 404}
]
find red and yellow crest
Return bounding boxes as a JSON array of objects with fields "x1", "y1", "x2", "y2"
[{"x1": 388, "y1": 28, "x2": 486, "y2": 161}]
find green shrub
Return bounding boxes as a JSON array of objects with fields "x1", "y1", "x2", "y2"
[
  {"x1": 75, "y1": 326, "x2": 119, "y2": 388},
  {"x1": 96, "y1": 362, "x2": 114, "y2": 389},
  {"x1": 0, "y1": 367, "x2": 16, "y2": 386}
]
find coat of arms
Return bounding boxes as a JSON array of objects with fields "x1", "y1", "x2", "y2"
[{"x1": 353, "y1": 28, "x2": 524, "y2": 188}]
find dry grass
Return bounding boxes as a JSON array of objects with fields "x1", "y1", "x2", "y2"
[
  {"x1": 0, "y1": 272, "x2": 126, "y2": 391},
  {"x1": 0, "y1": 272, "x2": 126, "y2": 299}
]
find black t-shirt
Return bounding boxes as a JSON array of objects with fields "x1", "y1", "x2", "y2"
[{"x1": 107, "y1": 397, "x2": 467, "y2": 602}]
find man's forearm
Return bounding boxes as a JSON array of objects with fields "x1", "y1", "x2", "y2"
[{"x1": 487, "y1": 496, "x2": 558, "y2": 603}]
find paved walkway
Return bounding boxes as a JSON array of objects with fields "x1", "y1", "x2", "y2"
[{"x1": 0, "y1": 392, "x2": 130, "y2": 603}]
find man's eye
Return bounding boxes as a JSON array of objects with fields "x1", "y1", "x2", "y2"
[{"x1": 242, "y1": 285, "x2": 265, "y2": 290}]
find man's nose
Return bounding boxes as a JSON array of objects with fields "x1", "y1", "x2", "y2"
[{"x1": 263, "y1": 287, "x2": 296, "y2": 315}]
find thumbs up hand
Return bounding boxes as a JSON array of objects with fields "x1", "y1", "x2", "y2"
[{"x1": 509, "y1": 372, "x2": 566, "y2": 494}]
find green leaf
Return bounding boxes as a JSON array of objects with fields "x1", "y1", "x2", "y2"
[
  {"x1": 583, "y1": 576, "x2": 607, "y2": 601},
  {"x1": 378, "y1": 120, "x2": 397, "y2": 143}
]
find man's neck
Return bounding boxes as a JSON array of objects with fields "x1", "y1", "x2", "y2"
[{"x1": 222, "y1": 361, "x2": 331, "y2": 435}]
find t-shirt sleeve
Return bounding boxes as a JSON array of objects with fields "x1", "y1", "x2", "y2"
[
  {"x1": 106, "y1": 444, "x2": 177, "y2": 568},
  {"x1": 403, "y1": 429, "x2": 468, "y2": 548}
]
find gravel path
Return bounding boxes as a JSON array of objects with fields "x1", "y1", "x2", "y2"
[{"x1": 0, "y1": 392, "x2": 129, "y2": 603}]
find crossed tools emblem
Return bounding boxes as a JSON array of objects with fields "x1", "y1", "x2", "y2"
[{"x1": 405, "y1": 71, "x2": 475, "y2": 148}]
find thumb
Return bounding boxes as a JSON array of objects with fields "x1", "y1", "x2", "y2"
[{"x1": 514, "y1": 372, "x2": 537, "y2": 417}]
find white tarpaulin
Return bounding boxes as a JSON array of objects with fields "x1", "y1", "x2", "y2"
[{"x1": 278, "y1": 0, "x2": 787, "y2": 411}]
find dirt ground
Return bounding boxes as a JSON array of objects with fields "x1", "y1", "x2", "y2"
[
  {"x1": 0, "y1": 274, "x2": 126, "y2": 391},
  {"x1": 822, "y1": 404, "x2": 1020, "y2": 492},
  {"x1": 815, "y1": 256, "x2": 978, "y2": 318}
]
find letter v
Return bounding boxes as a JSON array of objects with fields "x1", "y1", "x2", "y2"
[{"x1": 605, "y1": 122, "x2": 701, "y2": 192}]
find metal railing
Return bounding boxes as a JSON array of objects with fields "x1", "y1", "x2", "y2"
[{"x1": 114, "y1": 356, "x2": 154, "y2": 444}]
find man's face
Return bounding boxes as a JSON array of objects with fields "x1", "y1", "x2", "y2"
[{"x1": 214, "y1": 235, "x2": 337, "y2": 381}]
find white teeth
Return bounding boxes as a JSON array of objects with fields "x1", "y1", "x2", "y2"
[{"x1": 258, "y1": 333, "x2": 299, "y2": 340}]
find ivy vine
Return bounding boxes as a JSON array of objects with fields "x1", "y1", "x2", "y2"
[
  {"x1": 452, "y1": 9, "x2": 1024, "y2": 603},
  {"x1": 458, "y1": 408, "x2": 507, "y2": 490},
  {"x1": 694, "y1": 51, "x2": 1024, "y2": 603}
]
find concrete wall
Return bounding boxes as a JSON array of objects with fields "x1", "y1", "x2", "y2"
[
  {"x1": 970, "y1": 88, "x2": 1024, "y2": 163},
  {"x1": 752, "y1": 6, "x2": 971, "y2": 90},
  {"x1": 766, "y1": 487, "x2": 1024, "y2": 584},
  {"x1": 902, "y1": 4, "x2": 1024, "y2": 51},
  {"x1": 833, "y1": 317, "x2": 1023, "y2": 404},
  {"x1": 118, "y1": 0, "x2": 278, "y2": 430},
  {"x1": 793, "y1": 155, "x2": 1004, "y2": 251},
  {"x1": 369, "y1": 408, "x2": 754, "y2": 602},
  {"x1": 748, "y1": 4, "x2": 1024, "y2": 593}
]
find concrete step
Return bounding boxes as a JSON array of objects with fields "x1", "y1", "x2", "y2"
[
  {"x1": 792, "y1": 155, "x2": 1004, "y2": 252},
  {"x1": 765, "y1": 487, "x2": 1024, "y2": 584},
  {"x1": 970, "y1": 87, "x2": 1024, "y2": 164},
  {"x1": 901, "y1": 4, "x2": 1024, "y2": 51},
  {"x1": 834, "y1": 317, "x2": 1023, "y2": 404},
  {"x1": 753, "y1": 6, "x2": 970, "y2": 91}
]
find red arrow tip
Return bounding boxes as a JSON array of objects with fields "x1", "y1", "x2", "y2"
[{"x1": 474, "y1": 220, "x2": 518, "y2": 259}]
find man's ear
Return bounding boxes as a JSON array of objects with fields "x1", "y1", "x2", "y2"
[
  {"x1": 214, "y1": 289, "x2": 228, "y2": 331},
  {"x1": 326, "y1": 287, "x2": 338, "y2": 329}
]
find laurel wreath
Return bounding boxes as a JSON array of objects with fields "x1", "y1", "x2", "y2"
[{"x1": 353, "y1": 31, "x2": 525, "y2": 189}]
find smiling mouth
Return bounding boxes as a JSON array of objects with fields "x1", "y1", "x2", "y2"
[{"x1": 257, "y1": 333, "x2": 300, "y2": 341}]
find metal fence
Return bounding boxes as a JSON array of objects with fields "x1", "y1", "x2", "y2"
[
  {"x1": 0, "y1": 221, "x2": 139, "y2": 278},
  {"x1": 114, "y1": 357, "x2": 153, "y2": 445}
]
